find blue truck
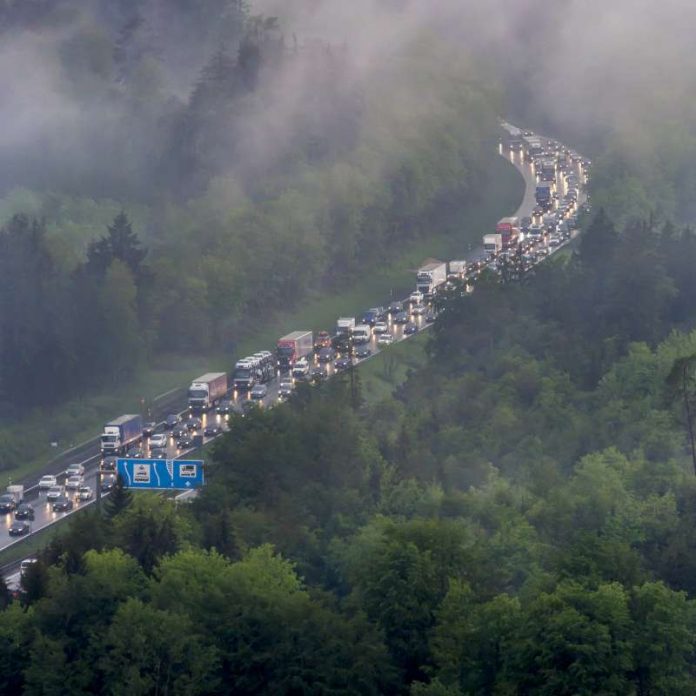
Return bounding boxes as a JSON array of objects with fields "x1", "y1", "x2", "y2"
[
  {"x1": 535, "y1": 182, "x2": 553, "y2": 208},
  {"x1": 100, "y1": 414, "x2": 143, "y2": 455}
]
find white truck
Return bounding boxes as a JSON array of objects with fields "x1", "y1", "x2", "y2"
[
  {"x1": 447, "y1": 260, "x2": 467, "y2": 281},
  {"x1": 416, "y1": 261, "x2": 448, "y2": 298},
  {"x1": 6, "y1": 485, "x2": 23, "y2": 504},
  {"x1": 351, "y1": 325, "x2": 372, "y2": 344},
  {"x1": 188, "y1": 372, "x2": 228, "y2": 412},
  {"x1": 483, "y1": 233, "x2": 503, "y2": 257},
  {"x1": 336, "y1": 317, "x2": 356, "y2": 336}
]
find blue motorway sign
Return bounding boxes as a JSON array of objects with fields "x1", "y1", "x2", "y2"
[{"x1": 117, "y1": 459, "x2": 205, "y2": 490}]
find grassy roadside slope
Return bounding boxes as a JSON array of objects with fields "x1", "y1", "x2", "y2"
[{"x1": 1, "y1": 152, "x2": 522, "y2": 483}]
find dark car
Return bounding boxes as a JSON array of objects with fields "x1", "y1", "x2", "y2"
[
  {"x1": 186, "y1": 417, "x2": 202, "y2": 432},
  {"x1": 216, "y1": 399, "x2": 232, "y2": 415},
  {"x1": 331, "y1": 334, "x2": 354, "y2": 356},
  {"x1": 314, "y1": 331, "x2": 332, "y2": 351},
  {"x1": 425, "y1": 311, "x2": 436, "y2": 324},
  {"x1": 388, "y1": 301, "x2": 403, "y2": 314},
  {"x1": 240, "y1": 399, "x2": 258, "y2": 416},
  {"x1": 172, "y1": 423, "x2": 188, "y2": 439},
  {"x1": 360, "y1": 307, "x2": 385, "y2": 326},
  {"x1": 101, "y1": 477, "x2": 116, "y2": 492},
  {"x1": 15, "y1": 503, "x2": 34, "y2": 520},
  {"x1": 355, "y1": 345, "x2": 372, "y2": 359},
  {"x1": 0, "y1": 495, "x2": 16, "y2": 513},
  {"x1": 404, "y1": 322, "x2": 418, "y2": 335},
  {"x1": 9, "y1": 520, "x2": 31, "y2": 536},
  {"x1": 521, "y1": 216, "x2": 533, "y2": 231},
  {"x1": 334, "y1": 356, "x2": 353, "y2": 371},
  {"x1": 311, "y1": 366, "x2": 327, "y2": 383},
  {"x1": 126, "y1": 446, "x2": 143, "y2": 459},
  {"x1": 393, "y1": 311, "x2": 409, "y2": 324},
  {"x1": 101, "y1": 456, "x2": 117, "y2": 472},
  {"x1": 177, "y1": 435, "x2": 193, "y2": 450},
  {"x1": 317, "y1": 347, "x2": 336, "y2": 364},
  {"x1": 151, "y1": 447, "x2": 167, "y2": 459},
  {"x1": 52, "y1": 497, "x2": 74, "y2": 512},
  {"x1": 204, "y1": 424, "x2": 223, "y2": 437},
  {"x1": 165, "y1": 414, "x2": 181, "y2": 429},
  {"x1": 142, "y1": 422, "x2": 156, "y2": 437}
]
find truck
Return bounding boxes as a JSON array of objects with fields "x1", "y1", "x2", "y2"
[
  {"x1": 100, "y1": 414, "x2": 143, "y2": 455},
  {"x1": 447, "y1": 260, "x2": 467, "y2": 281},
  {"x1": 351, "y1": 325, "x2": 372, "y2": 344},
  {"x1": 496, "y1": 217, "x2": 521, "y2": 249},
  {"x1": 483, "y1": 233, "x2": 503, "y2": 256},
  {"x1": 188, "y1": 373, "x2": 228, "y2": 412},
  {"x1": 523, "y1": 135, "x2": 543, "y2": 160},
  {"x1": 6, "y1": 485, "x2": 23, "y2": 505},
  {"x1": 540, "y1": 158, "x2": 556, "y2": 182},
  {"x1": 232, "y1": 359, "x2": 257, "y2": 392},
  {"x1": 277, "y1": 331, "x2": 314, "y2": 373},
  {"x1": 535, "y1": 182, "x2": 553, "y2": 208},
  {"x1": 416, "y1": 261, "x2": 448, "y2": 298},
  {"x1": 336, "y1": 317, "x2": 356, "y2": 336}
]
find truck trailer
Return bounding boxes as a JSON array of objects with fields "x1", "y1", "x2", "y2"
[
  {"x1": 447, "y1": 260, "x2": 467, "y2": 281},
  {"x1": 336, "y1": 318, "x2": 356, "y2": 336},
  {"x1": 277, "y1": 331, "x2": 314, "y2": 372},
  {"x1": 483, "y1": 234, "x2": 503, "y2": 256},
  {"x1": 188, "y1": 373, "x2": 228, "y2": 412},
  {"x1": 496, "y1": 217, "x2": 521, "y2": 249},
  {"x1": 416, "y1": 261, "x2": 448, "y2": 298},
  {"x1": 100, "y1": 414, "x2": 143, "y2": 455}
]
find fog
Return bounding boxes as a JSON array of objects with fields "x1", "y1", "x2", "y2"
[{"x1": 0, "y1": 0, "x2": 694, "y2": 203}]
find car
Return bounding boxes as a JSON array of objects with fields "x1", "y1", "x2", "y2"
[
  {"x1": 39, "y1": 475, "x2": 57, "y2": 490},
  {"x1": 15, "y1": 503, "x2": 34, "y2": 520},
  {"x1": 66, "y1": 463, "x2": 85, "y2": 477},
  {"x1": 240, "y1": 399, "x2": 258, "y2": 415},
  {"x1": 425, "y1": 311, "x2": 436, "y2": 324},
  {"x1": 126, "y1": 446, "x2": 144, "y2": 459},
  {"x1": 411, "y1": 304, "x2": 427, "y2": 316},
  {"x1": 20, "y1": 558, "x2": 37, "y2": 576},
  {"x1": 355, "y1": 345, "x2": 372, "y2": 359},
  {"x1": 65, "y1": 475, "x2": 84, "y2": 490},
  {"x1": 0, "y1": 495, "x2": 15, "y2": 513},
  {"x1": 52, "y1": 497, "x2": 74, "y2": 513},
  {"x1": 101, "y1": 457, "x2": 117, "y2": 472},
  {"x1": 377, "y1": 333, "x2": 394, "y2": 345},
  {"x1": 373, "y1": 321, "x2": 389, "y2": 334},
  {"x1": 314, "y1": 331, "x2": 332, "y2": 350},
  {"x1": 521, "y1": 216, "x2": 532, "y2": 230},
  {"x1": 9, "y1": 520, "x2": 31, "y2": 536},
  {"x1": 388, "y1": 301, "x2": 403, "y2": 314},
  {"x1": 149, "y1": 433, "x2": 168, "y2": 449},
  {"x1": 151, "y1": 448, "x2": 167, "y2": 459},
  {"x1": 142, "y1": 422, "x2": 157, "y2": 437},
  {"x1": 393, "y1": 311, "x2": 409, "y2": 324},
  {"x1": 409, "y1": 290, "x2": 424, "y2": 305},
  {"x1": 186, "y1": 417, "x2": 202, "y2": 432},
  {"x1": 164, "y1": 414, "x2": 181, "y2": 429},
  {"x1": 46, "y1": 486, "x2": 65, "y2": 502},
  {"x1": 78, "y1": 486, "x2": 93, "y2": 501},
  {"x1": 317, "y1": 347, "x2": 336, "y2": 364},
  {"x1": 172, "y1": 423, "x2": 188, "y2": 439},
  {"x1": 310, "y1": 366, "x2": 327, "y2": 383},
  {"x1": 278, "y1": 378, "x2": 295, "y2": 399},
  {"x1": 216, "y1": 399, "x2": 232, "y2": 415},
  {"x1": 250, "y1": 383, "x2": 268, "y2": 400},
  {"x1": 204, "y1": 424, "x2": 223, "y2": 437},
  {"x1": 335, "y1": 356, "x2": 353, "y2": 371},
  {"x1": 360, "y1": 308, "x2": 384, "y2": 326},
  {"x1": 100, "y1": 477, "x2": 116, "y2": 492},
  {"x1": 177, "y1": 435, "x2": 193, "y2": 449},
  {"x1": 404, "y1": 322, "x2": 418, "y2": 335}
]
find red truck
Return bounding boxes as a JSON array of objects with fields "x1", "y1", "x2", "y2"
[
  {"x1": 496, "y1": 217, "x2": 521, "y2": 249},
  {"x1": 277, "y1": 331, "x2": 314, "y2": 373}
]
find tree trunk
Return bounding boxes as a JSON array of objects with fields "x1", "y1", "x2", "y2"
[{"x1": 681, "y1": 365, "x2": 696, "y2": 475}]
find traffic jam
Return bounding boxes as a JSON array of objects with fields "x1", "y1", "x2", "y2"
[{"x1": 1, "y1": 123, "x2": 591, "y2": 570}]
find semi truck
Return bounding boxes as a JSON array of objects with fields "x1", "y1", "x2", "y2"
[
  {"x1": 483, "y1": 234, "x2": 503, "y2": 256},
  {"x1": 496, "y1": 217, "x2": 521, "y2": 248},
  {"x1": 232, "y1": 359, "x2": 257, "y2": 392},
  {"x1": 277, "y1": 331, "x2": 314, "y2": 372},
  {"x1": 100, "y1": 414, "x2": 143, "y2": 455},
  {"x1": 188, "y1": 372, "x2": 228, "y2": 412},
  {"x1": 540, "y1": 158, "x2": 556, "y2": 182},
  {"x1": 416, "y1": 261, "x2": 448, "y2": 298},
  {"x1": 523, "y1": 135, "x2": 543, "y2": 160},
  {"x1": 447, "y1": 260, "x2": 467, "y2": 281}
]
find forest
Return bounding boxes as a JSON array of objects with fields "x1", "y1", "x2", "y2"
[
  {"x1": 0, "y1": 0, "x2": 502, "y2": 426},
  {"x1": 5, "y1": 210, "x2": 696, "y2": 694}
]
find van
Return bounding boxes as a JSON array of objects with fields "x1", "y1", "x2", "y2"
[{"x1": 352, "y1": 325, "x2": 372, "y2": 344}]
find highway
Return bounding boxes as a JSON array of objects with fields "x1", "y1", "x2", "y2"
[{"x1": 2, "y1": 122, "x2": 589, "y2": 588}]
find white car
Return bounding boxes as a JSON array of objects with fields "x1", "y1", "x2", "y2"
[
  {"x1": 39, "y1": 475, "x2": 57, "y2": 489},
  {"x1": 373, "y1": 321, "x2": 389, "y2": 334},
  {"x1": 377, "y1": 333, "x2": 395, "y2": 345},
  {"x1": 411, "y1": 304, "x2": 427, "y2": 316},
  {"x1": 409, "y1": 290, "x2": 424, "y2": 305},
  {"x1": 65, "y1": 475, "x2": 84, "y2": 490},
  {"x1": 149, "y1": 433, "x2": 168, "y2": 449},
  {"x1": 78, "y1": 486, "x2": 93, "y2": 501},
  {"x1": 66, "y1": 463, "x2": 85, "y2": 477},
  {"x1": 46, "y1": 486, "x2": 65, "y2": 502}
]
